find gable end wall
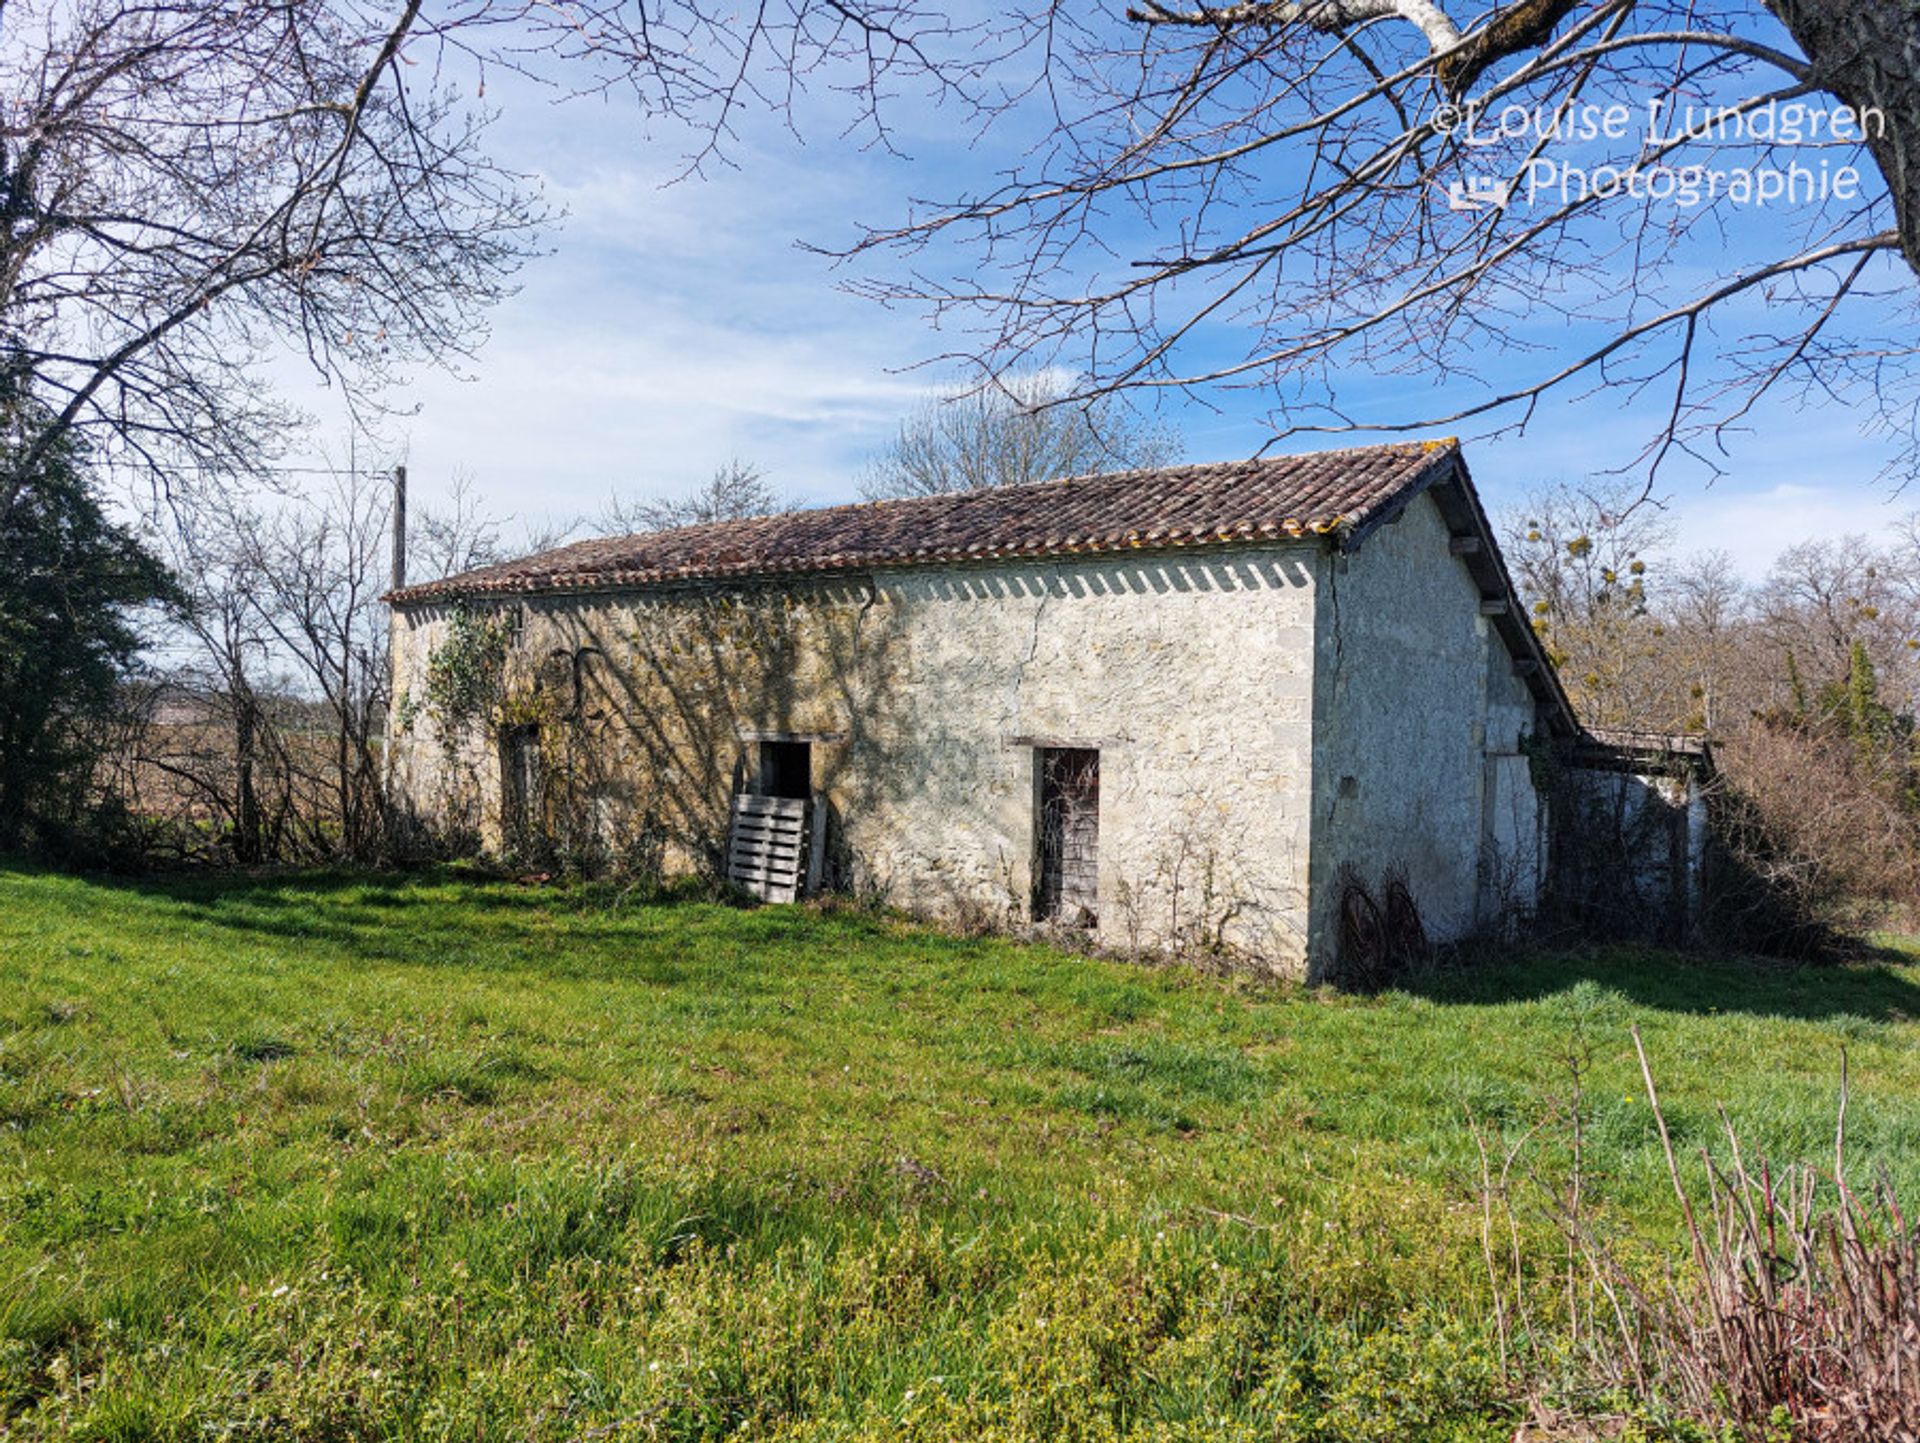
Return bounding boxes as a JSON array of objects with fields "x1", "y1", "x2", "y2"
[{"x1": 1305, "y1": 490, "x2": 1543, "y2": 973}]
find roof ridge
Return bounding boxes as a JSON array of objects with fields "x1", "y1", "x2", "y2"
[
  {"x1": 590, "y1": 440, "x2": 1450, "y2": 546},
  {"x1": 389, "y1": 438, "x2": 1460, "y2": 606}
]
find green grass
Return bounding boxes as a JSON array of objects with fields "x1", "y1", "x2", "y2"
[{"x1": 2, "y1": 863, "x2": 1917, "y2": 1440}]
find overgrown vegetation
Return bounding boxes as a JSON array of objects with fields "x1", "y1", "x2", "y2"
[
  {"x1": 1510, "y1": 484, "x2": 1920, "y2": 945},
  {"x1": 419, "y1": 603, "x2": 518, "y2": 736},
  {"x1": 4, "y1": 864, "x2": 1918, "y2": 1438},
  {"x1": 82, "y1": 468, "x2": 555, "y2": 873},
  {"x1": 1469, "y1": 1033, "x2": 1920, "y2": 1442}
]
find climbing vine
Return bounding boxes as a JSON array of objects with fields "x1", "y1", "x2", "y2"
[{"x1": 422, "y1": 604, "x2": 517, "y2": 735}]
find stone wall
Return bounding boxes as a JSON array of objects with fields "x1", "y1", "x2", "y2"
[
  {"x1": 387, "y1": 579, "x2": 891, "y2": 874},
  {"x1": 387, "y1": 496, "x2": 1562, "y2": 978},
  {"x1": 1306, "y1": 491, "x2": 1545, "y2": 965},
  {"x1": 389, "y1": 546, "x2": 1322, "y2": 972}
]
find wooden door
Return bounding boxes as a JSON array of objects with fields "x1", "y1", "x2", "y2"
[{"x1": 1036, "y1": 748, "x2": 1099, "y2": 926}]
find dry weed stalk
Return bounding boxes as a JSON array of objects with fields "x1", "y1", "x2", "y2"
[
  {"x1": 1474, "y1": 1031, "x2": 1919, "y2": 1440},
  {"x1": 1622, "y1": 1032, "x2": 1919, "y2": 1441}
]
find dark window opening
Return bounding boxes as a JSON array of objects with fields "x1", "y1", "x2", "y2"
[
  {"x1": 758, "y1": 740, "x2": 812, "y2": 800},
  {"x1": 1035, "y1": 747, "x2": 1099, "y2": 927}
]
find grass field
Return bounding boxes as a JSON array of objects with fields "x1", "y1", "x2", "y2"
[{"x1": 3, "y1": 863, "x2": 1918, "y2": 1440}]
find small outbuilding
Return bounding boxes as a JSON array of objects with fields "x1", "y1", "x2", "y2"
[{"x1": 384, "y1": 439, "x2": 1701, "y2": 978}]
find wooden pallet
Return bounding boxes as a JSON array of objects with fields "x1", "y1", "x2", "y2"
[{"x1": 726, "y1": 793, "x2": 814, "y2": 903}]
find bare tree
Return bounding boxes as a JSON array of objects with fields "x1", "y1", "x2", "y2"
[
  {"x1": 1659, "y1": 550, "x2": 1748, "y2": 734},
  {"x1": 0, "y1": 2, "x2": 541, "y2": 492},
  {"x1": 240, "y1": 474, "x2": 397, "y2": 859},
  {"x1": 413, "y1": 471, "x2": 513, "y2": 581},
  {"x1": 1506, "y1": 480, "x2": 1670, "y2": 727},
  {"x1": 146, "y1": 470, "x2": 397, "y2": 861},
  {"x1": 850, "y1": 1, "x2": 1920, "y2": 485},
  {"x1": 859, "y1": 371, "x2": 1181, "y2": 499},
  {"x1": 155, "y1": 504, "x2": 300, "y2": 864},
  {"x1": 1505, "y1": 478, "x2": 1920, "y2": 927},
  {"x1": 1508, "y1": 479, "x2": 1920, "y2": 735},
  {"x1": 600, "y1": 459, "x2": 784, "y2": 534},
  {"x1": 133, "y1": 455, "x2": 579, "y2": 861},
  {"x1": 1755, "y1": 534, "x2": 1920, "y2": 715},
  {"x1": 1, "y1": 0, "x2": 1028, "y2": 499}
]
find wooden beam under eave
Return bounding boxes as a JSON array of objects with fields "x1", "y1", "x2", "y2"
[
  {"x1": 1479, "y1": 598, "x2": 1509, "y2": 616},
  {"x1": 1449, "y1": 535, "x2": 1481, "y2": 555}
]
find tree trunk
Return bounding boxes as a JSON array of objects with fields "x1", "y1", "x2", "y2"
[
  {"x1": 1766, "y1": 0, "x2": 1920, "y2": 274},
  {"x1": 235, "y1": 698, "x2": 262, "y2": 866}
]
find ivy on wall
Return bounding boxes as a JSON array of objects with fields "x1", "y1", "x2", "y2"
[{"x1": 419, "y1": 604, "x2": 517, "y2": 738}]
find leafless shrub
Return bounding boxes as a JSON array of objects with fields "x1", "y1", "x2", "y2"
[
  {"x1": 1331, "y1": 863, "x2": 1430, "y2": 991},
  {"x1": 1472, "y1": 1034, "x2": 1920, "y2": 1441},
  {"x1": 1100, "y1": 802, "x2": 1268, "y2": 972},
  {"x1": 1611, "y1": 1040, "x2": 1919, "y2": 1441},
  {"x1": 1475, "y1": 813, "x2": 1546, "y2": 947},
  {"x1": 1160, "y1": 825, "x2": 1251, "y2": 970},
  {"x1": 1626, "y1": 1163, "x2": 1920, "y2": 1439},
  {"x1": 1709, "y1": 727, "x2": 1920, "y2": 954}
]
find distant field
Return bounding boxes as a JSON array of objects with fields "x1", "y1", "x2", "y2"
[{"x1": 3, "y1": 864, "x2": 1918, "y2": 1440}]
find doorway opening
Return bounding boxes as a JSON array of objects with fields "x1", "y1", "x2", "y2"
[
  {"x1": 501, "y1": 725, "x2": 543, "y2": 846},
  {"x1": 1035, "y1": 747, "x2": 1099, "y2": 927}
]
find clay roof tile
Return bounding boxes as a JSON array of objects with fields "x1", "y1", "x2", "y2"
[{"x1": 387, "y1": 439, "x2": 1458, "y2": 605}]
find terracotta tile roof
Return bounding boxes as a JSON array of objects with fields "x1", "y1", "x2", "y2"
[{"x1": 387, "y1": 439, "x2": 1461, "y2": 605}]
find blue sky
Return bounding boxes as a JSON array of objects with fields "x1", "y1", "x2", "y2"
[{"x1": 293, "y1": 36, "x2": 1919, "y2": 580}]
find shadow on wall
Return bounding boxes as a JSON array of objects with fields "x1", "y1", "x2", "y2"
[
  {"x1": 912, "y1": 552, "x2": 1314, "y2": 605},
  {"x1": 418, "y1": 578, "x2": 922, "y2": 886}
]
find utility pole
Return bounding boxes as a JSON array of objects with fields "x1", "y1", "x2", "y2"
[{"x1": 390, "y1": 463, "x2": 407, "y2": 594}]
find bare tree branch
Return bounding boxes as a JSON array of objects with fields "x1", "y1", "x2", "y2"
[{"x1": 845, "y1": 0, "x2": 1920, "y2": 486}]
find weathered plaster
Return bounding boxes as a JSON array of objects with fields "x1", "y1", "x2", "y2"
[
  {"x1": 389, "y1": 490, "x2": 1567, "y2": 978},
  {"x1": 1305, "y1": 490, "x2": 1545, "y2": 969},
  {"x1": 390, "y1": 548, "x2": 1321, "y2": 972}
]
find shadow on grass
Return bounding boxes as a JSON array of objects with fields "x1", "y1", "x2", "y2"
[
  {"x1": 5, "y1": 859, "x2": 636, "y2": 958},
  {"x1": 1403, "y1": 942, "x2": 1920, "y2": 1024},
  {"x1": 1, "y1": 859, "x2": 914, "y2": 985},
  {"x1": 13, "y1": 858, "x2": 1920, "y2": 1024}
]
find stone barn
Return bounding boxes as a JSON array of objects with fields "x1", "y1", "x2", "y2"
[{"x1": 385, "y1": 439, "x2": 1693, "y2": 978}]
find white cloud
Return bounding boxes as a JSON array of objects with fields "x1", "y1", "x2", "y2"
[
  {"x1": 1665, "y1": 482, "x2": 1915, "y2": 577},
  {"x1": 395, "y1": 308, "x2": 936, "y2": 516}
]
